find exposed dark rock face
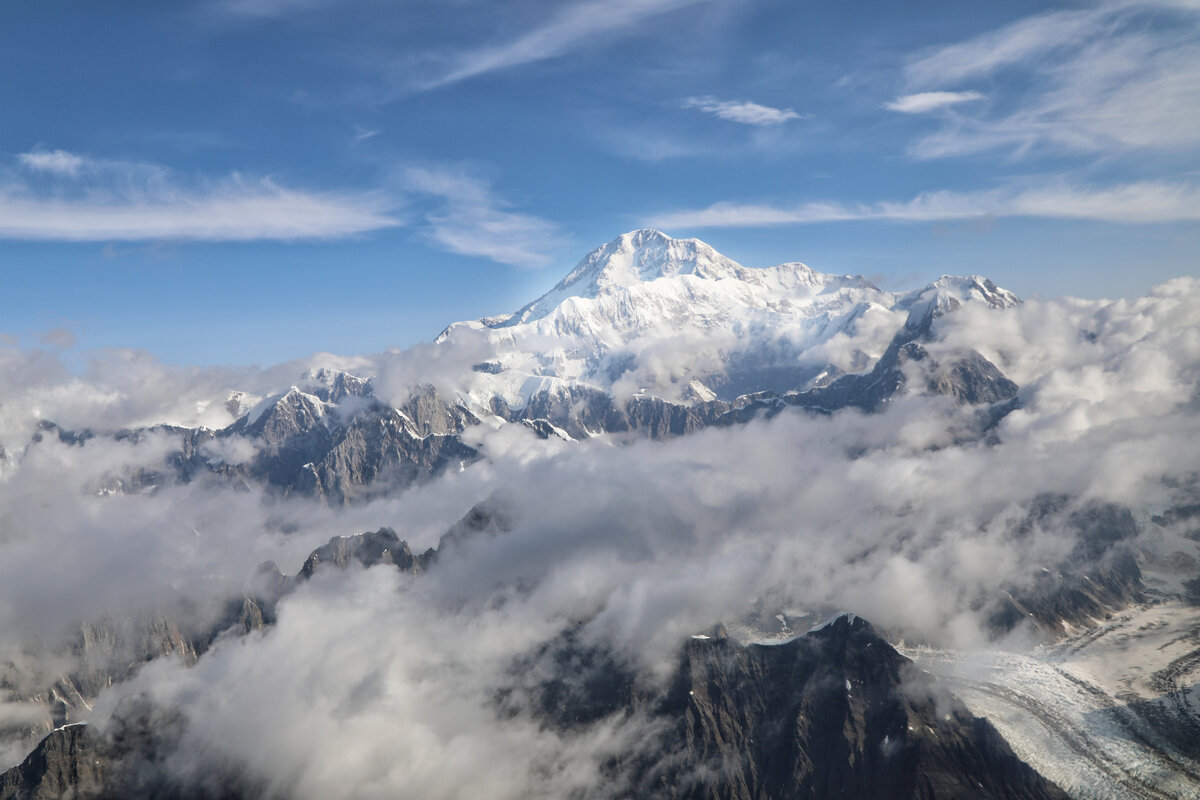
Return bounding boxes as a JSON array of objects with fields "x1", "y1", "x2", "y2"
[
  {"x1": 632, "y1": 616, "x2": 1068, "y2": 800},
  {"x1": 0, "y1": 611, "x2": 205, "y2": 761},
  {"x1": 217, "y1": 382, "x2": 479, "y2": 503},
  {"x1": 397, "y1": 384, "x2": 480, "y2": 437},
  {"x1": 704, "y1": 299, "x2": 1019, "y2": 433},
  {"x1": 0, "y1": 703, "x2": 260, "y2": 800},
  {"x1": 0, "y1": 524, "x2": 442, "y2": 798},
  {"x1": 298, "y1": 527, "x2": 436, "y2": 579},
  {"x1": 69, "y1": 616, "x2": 199, "y2": 702},
  {"x1": 23, "y1": 294, "x2": 1020, "y2": 502},
  {"x1": 988, "y1": 500, "x2": 1145, "y2": 637},
  {"x1": 789, "y1": 298, "x2": 1017, "y2": 414},
  {"x1": 480, "y1": 297, "x2": 1018, "y2": 445},
  {"x1": 0, "y1": 724, "x2": 104, "y2": 800},
  {"x1": 437, "y1": 496, "x2": 515, "y2": 554},
  {"x1": 0, "y1": 523, "x2": 446, "y2": 766},
  {"x1": 30, "y1": 377, "x2": 483, "y2": 505},
  {"x1": 4, "y1": 616, "x2": 1067, "y2": 800},
  {"x1": 492, "y1": 386, "x2": 729, "y2": 442},
  {"x1": 283, "y1": 403, "x2": 478, "y2": 504},
  {"x1": 501, "y1": 622, "x2": 641, "y2": 730}
]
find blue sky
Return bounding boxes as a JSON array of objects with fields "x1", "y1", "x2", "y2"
[{"x1": 2, "y1": 0, "x2": 1197, "y2": 366}]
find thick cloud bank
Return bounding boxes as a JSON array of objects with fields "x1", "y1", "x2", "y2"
[{"x1": 1, "y1": 278, "x2": 1198, "y2": 796}]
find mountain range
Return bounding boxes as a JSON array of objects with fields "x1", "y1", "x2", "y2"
[
  {"x1": 3, "y1": 230, "x2": 1196, "y2": 800},
  {"x1": 29, "y1": 230, "x2": 1022, "y2": 503}
]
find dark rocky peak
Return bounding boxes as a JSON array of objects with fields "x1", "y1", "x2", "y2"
[
  {"x1": 31, "y1": 420, "x2": 94, "y2": 447},
  {"x1": 782, "y1": 343, "x2": 1015, "y2": 417},
  {"x1": 231, "y1": 527, "x2": 441, "y2": 627},
  {"x1": 0, "y1": 699, "x2": 261, "y2": 800},
  {"x1": 636, "y1": 613, "x2": 1068, "y2": 800},
  {"x1": 436, "y1": 495, "x2": 516, "y2": 554},
  {"x1": 396, "y1": 384, "x2": 479, "y2": 438},
  {"x1": 0, "y1": 723, "x2": 104, "y2": 800},
  {"x1": 988, "y1": 498, "x2": 1144, "y2": 637},
  {"x1": 299, "y1": 527, "x2": 435, "y2": 579}
]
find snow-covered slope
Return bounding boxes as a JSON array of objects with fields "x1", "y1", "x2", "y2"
[
  {"x1": 14, "y1": 230, "x2": 1024, "y2": 502},
  {"x1": 438, "y1": 229, "x2": 1017, "y2": 409}
]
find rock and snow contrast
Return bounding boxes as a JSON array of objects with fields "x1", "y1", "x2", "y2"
[
  {"x1": 13, "y1": 231, "x2": 1025, "y2": 501},
  {"x1": 1, "y1": 231, "x2": 1199, "y2": 800}
]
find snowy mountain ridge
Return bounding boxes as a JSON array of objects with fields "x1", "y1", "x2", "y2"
[
  {"x1": 12, "y1": 230, "x2": 1026, "y2": 502},
  {"x1": 438, "y1": 229, "x2": 1019, "y2": 408}
]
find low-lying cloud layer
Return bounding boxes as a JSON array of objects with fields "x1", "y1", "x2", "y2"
[{"x1": 2, "y1": 277, "x2": 1198, "y2": 796}]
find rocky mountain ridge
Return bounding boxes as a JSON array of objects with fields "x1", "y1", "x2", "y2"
[
  {"x1": 1, "y1": 614, "x2": 1070, "y2": 800},
  {"x1": 20, "y1": 231, "x2": 1024, "y2": 504}
]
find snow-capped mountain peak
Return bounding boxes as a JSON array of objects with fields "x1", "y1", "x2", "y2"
[
  {"x1": 896, "y1": 274, "x2": 1021, "y2": 330},
  {"x1": 487, "y1": 229, "x2": 839, "y2": 331},
  {"x1": 496, "y1": 229, "x2": 748, "y2": 328},
  {"x1": 560, "y1": 228, "x2": 742, "y2": 290},
  {"x1": 430, "y1": 231, "x2": 1022, "y2": 409},
  {"x1": 927, "y1": 275, "x2": 1020, "y2": 309}
]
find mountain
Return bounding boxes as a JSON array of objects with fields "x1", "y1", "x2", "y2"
[
  {"x1": 441, "y1": 229, "x2": 1015, "y2": 408},
  {"x1": 2, "y1": 541, "x2": 1072, "y2": 800},
  {"x1": 20, "y1": 231, "x2": 1021, "y2": 503},
  {"x1": 635, "y1": 615, "x2": 1068, "y2": 799}
]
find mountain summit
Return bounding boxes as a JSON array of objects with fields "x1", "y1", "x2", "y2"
[
  {"x1": 527, "y1": 228, "x2": 745, "y2": 305},
  {"x1": 20, "y1": 231, "x2": 1025, "y2": 502},
  {"x1": 436, "y1": 230, "x2": 1016, "y2": 407},
  {"x1": 492, "y1": 229, "x2": 842, "y2": 328}
]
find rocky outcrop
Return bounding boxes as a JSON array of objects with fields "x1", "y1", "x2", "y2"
[
  {"x1": 298, "y1": 527, "x2": 436, "y2": 579},
  {"x1": 23, "y1": 282, "x2": 1020, "y2": 501},
  {"x1": 786, "y1": 292, "x2": 1018, "y2": 415},
  {"x1": 988, "y1": 500, "x2": 1146, "y2": 637},
  {"x1": 0, "y1": 724, "x2": 104, "y2": 800},
  {"x1": 633, "y1": 616, "x2": 1067, "y2": 799},
  {"x1": 4, "y1": 616, "x2": 1067, "y2": 800}
]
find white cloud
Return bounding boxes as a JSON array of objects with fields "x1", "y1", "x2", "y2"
[
  {"x1": 649, "y1": 179, "x2": 1200, "y2": 228},
  {"x1": 352, "y1": 125, "x2": 381, "y2": 142},
  {"x1": 903, "y1": 8, "x2": 1109, "y2": 87},
  {"x1": 899, "y1": 3, "x2": 1200, "y2": 157},
  {"x1": 218, "y1": 0, "x2": 331, "y2": 17},
  {"x1": 884, "y1": 91, "x2": 983, "y2": 114},
  {"x1": 71, "y1": 276, "x2": 1200, "y2": 795},
  {"x1": 2, "y1": 263, "x2": 1200, "y2": 790},
  {"x1": 682, "y1": 96, "x2": 803, "y2": 126},
  {"x1": 401, "y1": 167, "x2": 563, "y2": 268},
  {"x1": 427, "y1": 0, "x2": 715, "y2": 88},
  {"x1": 17, "y1": 148, "x2": 86, "y2": 175},
  {"x1": 0, "y1": 151, "x2": 398, "y2": 241}
]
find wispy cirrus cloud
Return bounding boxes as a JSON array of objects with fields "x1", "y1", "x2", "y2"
[
  {"x1": 0, "y1": 149, "x2": 398, "y2": 241},
  {"x1": 899, "y1": 2, "x2": 1200, "y2": 157},
  {"x1": 682, "y1": 96, "x2": 803, "y2": 126},
  {"x1": 425, "y1": 0, "x2": 717, "y2": 88},
  {"x1": 218, "y1": 0, "x2": 332, "y2": 17},
  {"x1": 649, "y1": 179, "x2": 1200, "y2": 228},
  {"x1": 903, "y1": 7, "x2": 1110, "y2": 88},
  {"x1": 352, "y1": 125, "x2": 381, "y2": 142},
  {"x1": 884, "y1": 91, "x2": 983, "y2": 114},
  {"x1": 17, "y1": 148, "x2": 87, "y2": 175},
  {"x1": 400, "y1": 167, "x2": 564, "y2": 268}
]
